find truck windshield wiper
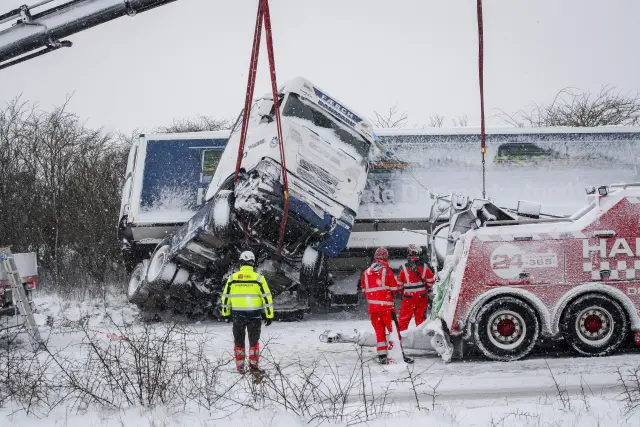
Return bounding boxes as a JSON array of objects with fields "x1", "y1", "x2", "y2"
[
  {"x1": 339, "y1": 148, "x2": 356, "y2": 161},
  {"x1": 296, "y1": 121, "x2": 321, "y2": 138}
]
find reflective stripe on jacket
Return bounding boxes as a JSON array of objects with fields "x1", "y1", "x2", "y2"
[
  {"x1": 221, "y1": 265, "x2": 274, "y2": 319},
  {"x1": 361, "y1": 260, "x2": 400, "y2": 311},
  {"x1": 397, "y1": 263, "x2": 435, "y2": 295}
]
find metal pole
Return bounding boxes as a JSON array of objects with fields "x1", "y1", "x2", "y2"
[{"x1": 28, "y1": 0, "x2": 55, "y2": 9}]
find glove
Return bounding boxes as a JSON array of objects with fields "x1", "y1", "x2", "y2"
[
  {"x1": 264, "y1": 318, "x2": 272, "y2": 327},
  {"x1": 427, "y1": 291, "x2": 434, "y2": 305}
]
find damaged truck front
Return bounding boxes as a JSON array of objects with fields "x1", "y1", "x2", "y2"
[{"x1": 123, "y1": 77, "x2": 374, "y2": 318}]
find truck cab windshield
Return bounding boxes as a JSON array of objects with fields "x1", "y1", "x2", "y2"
[{"x1": 282, "y1": 92, "x2": 371, "y2": 165}]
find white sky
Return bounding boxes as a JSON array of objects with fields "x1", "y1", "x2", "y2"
[{"x1": 1, "y1": 0, "x2": 639, "y2": 134}]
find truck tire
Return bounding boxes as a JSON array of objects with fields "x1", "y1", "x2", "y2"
[
  {"x1": 473, "y1": 296, "x2": 539, "y2": 361},
  {"x1": 301, "y1": 247, "x2": 329, "y2": 310},
  {"x1": 127, "y1": 260, "x2": 150, "y2": 304},
  {"x1": 146, "y1": 244, "x2": 177, "y2": 285},
  {"x1": 208, "y1": 190, "x2": 233, "y2": 235},
  {"x1": 561, "y1": 294, "x2": 627, "y2": 357}
]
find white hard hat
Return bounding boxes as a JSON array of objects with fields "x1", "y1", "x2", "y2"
[
  {"x1": 239, "y1": 251, "x2": 255, "y2": 263},
  {"x1": 408, "y1": 244, "x2": 422, "y2": 256}
]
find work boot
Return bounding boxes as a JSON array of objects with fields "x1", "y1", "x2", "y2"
[
  {"x1": 248, "y1": 344, "x2": 260, "y2": 369},
  {"x1": 234, "y1": 346, "x2": 245, "y2": 372}
]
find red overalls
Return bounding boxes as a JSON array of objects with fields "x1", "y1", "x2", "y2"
[
  {"x1": 397, "y1": 263, "x2": 435, "y2": 331},
  {"x1": 361, "y1": 260, "x2": 401, "y2": 357}
]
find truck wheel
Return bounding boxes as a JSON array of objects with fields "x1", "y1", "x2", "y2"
[
  {"x1": 301, "y1": 247, "x2": 329, "y2": 310},
  {"x1": 561, "y1": 294, "x2": 627, "y2": 357},
  {"x1": 127, "y1": 261, "x2": 149, "y2": 304},
  {"x1": 474, "y1": 296, "x2": 539, "y2": 361},
  {"x1": 146, "y1": 245, "x2": 177, "y2": 285}
]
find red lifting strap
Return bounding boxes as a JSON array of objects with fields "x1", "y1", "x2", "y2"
[
  {"x1": 234, "y1": 0, "x2": 289, "y2": 258},
  {"x1": 476, "y1": 0, "x2": 487, "y2": 199}
]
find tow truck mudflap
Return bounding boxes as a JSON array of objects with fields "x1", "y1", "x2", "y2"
[{"x1": 319, "y1": 318, "x2": 456, "y2": 363}]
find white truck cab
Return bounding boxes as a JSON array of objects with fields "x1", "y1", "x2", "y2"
[{"x1": 205, "y1": 77, "x2": 374, "y2": 259}]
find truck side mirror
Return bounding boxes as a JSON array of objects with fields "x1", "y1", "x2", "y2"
[{"x1": 256, "y1": 98, "x2": 274, "y2": 121}]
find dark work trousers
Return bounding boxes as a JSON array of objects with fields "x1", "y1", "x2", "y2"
[{"x1": 232, "y1": 314, "x2": 262, "y2": 348}]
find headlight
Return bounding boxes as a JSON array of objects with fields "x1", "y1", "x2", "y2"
[{"x1": 256, "y1": 158, "x2": 281, "y2": 182}]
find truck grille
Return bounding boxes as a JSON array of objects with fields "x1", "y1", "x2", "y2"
[
  {"x1": 298, "y1": 158, "x2": 339, "y2": 187},
  {"x1": 296, "y1": 167, "x2": 336, "y2": 195}
]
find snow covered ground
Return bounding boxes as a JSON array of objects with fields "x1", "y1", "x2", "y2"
[{"x1": 2, "y1": 292, "x2": 640, "y2": 426}]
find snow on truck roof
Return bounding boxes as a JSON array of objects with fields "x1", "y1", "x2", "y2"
[
  {"x1": 139, "y1": 124, "x2": 640, "y2": 142},
  {"x1": 141, "y1": 130, "x2": 232, "y2": 141},
  {"x1": 280, "y1": 76, "x2": 374, "y2": 143},
  {"x1": 375, "y1": 126, "x2": 640, "y2": 137},
  {"x1": 472, "y1": 184, "x2": 640, "y2": 241}
]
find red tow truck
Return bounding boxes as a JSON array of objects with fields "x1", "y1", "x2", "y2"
[{"x1": 322, "y1": 183, "x2": 640, "y2": 362}]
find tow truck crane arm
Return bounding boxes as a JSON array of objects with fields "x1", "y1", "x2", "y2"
[{"x1": 0, "y1": 0, "x2": 180, "y2": 70}]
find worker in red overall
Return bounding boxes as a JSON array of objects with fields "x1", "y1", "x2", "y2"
[
  {"x1": 361, "y1": 247, "x2": 401, "y2": 364},
  {"x1": 397, "y1": 244, "x2": 435, "y2": 331}
]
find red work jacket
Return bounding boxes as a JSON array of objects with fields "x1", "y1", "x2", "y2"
[
  {"x1": 397, "y1": 263, "x2": 435, "y2": 296},
  {"x1": 361, "y1": 260, "x2": 401, "y2": 312}
]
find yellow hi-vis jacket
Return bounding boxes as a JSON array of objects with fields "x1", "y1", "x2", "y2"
[{"x1": 221, "y1": 265, "x2": 274, "y2": 319}]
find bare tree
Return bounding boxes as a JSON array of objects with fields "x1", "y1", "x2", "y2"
[
  {"x1": 452, "y1": 114, "x2": 468, "y2": 127},
  {"x1": 429, "y1": 114, "x2": 445, "y2": 128},
  {"x1": 371, "y1": 104, "x2": 409, "y2": 128},
  {"x1": 0, "y1": 96, "x2": 128, "y2": 291},
  {"x1": 498, "y1": 85, "x2": 640, "y2": 127},
  {"x1": 156, "y1": 115, "x2": 231, "y2": 133},
  {"x1": 1, "y1": 97, "x2": 237, "y2": 293}
]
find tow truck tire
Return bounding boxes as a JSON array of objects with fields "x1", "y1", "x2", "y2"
[
  {"x1": 146, "y1": 245, "x2": 177, "y2": 285},
  {"x1": 474, "y1": 296, "x2": 539, "y2": 362},
  {"x1": 561, "y1": 294, "x2": 627, "y2": 357},
  {"x1": 127, "y1": 260, "x2": 150, "y2": 304}
]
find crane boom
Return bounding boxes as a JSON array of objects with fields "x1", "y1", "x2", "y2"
[{"x1": 0, "y1": 0, "x2": 180, "y2": 70}]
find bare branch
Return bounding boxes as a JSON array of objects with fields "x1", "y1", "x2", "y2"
[
  {"x1": 370, "y1": 104, "x2": 409, "y2": 128},
  {"x1": 499, "y1": 85, "x2": 640, "y2": 127},
  {"x1": 428, "y1": 114, "x2": 445, "y2": 128}
]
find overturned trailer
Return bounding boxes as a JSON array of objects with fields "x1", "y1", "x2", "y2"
[
  {"x1": 119, "y1": 126, "x2": 640, "y2": 316},
  {"x1": 322, "y1": 183, "x2": 640, "y2": 361}
]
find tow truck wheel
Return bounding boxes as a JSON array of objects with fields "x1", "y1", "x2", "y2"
[
  {"x1": 474, "y1": 297, "x2": 539, "y2": 361},
  {"x1": 561, "y1": 294, "x2": 627, "y2": 357},
  {"x1": 147, "y1": 245, "x2": 177, "y2": 285},
  {"x1": 127, "y1": 260, "x2": 149, "y2": 304}
]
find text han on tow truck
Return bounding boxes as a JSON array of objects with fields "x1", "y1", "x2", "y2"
[{"x1": 123, "y1": 77, "x2": 375, "y2": 317}]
